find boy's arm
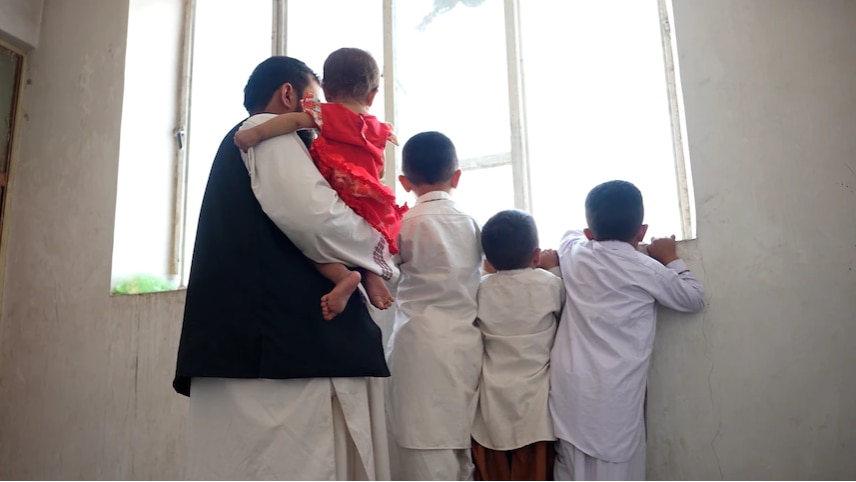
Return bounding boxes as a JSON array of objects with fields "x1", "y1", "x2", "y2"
[
  {"x1": 234, "y1": 112, "x2": 316, "y2": 151},
  {"x1": 646, "y1": 236, "x2": 705, "y2": 312},
  {"x1": 239, "y1": 115, "x2": 398, "y2": 280}
]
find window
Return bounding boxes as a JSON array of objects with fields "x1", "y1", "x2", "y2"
[{"x1": 112, "y1": 0, "x2": 694, "y2": 293}]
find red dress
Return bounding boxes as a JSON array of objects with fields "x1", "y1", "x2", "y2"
[{"x1": 302, "y1": 97, "x2": 407, "y2": 254}]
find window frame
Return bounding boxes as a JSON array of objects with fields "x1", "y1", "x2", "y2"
[{"x1": 171, "y1": 0, "x2": 694, "y2": 285}]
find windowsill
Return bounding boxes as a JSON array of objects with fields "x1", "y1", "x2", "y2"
[{"x1": 109, "y1": 285, "x2": 187, "y2": 297}]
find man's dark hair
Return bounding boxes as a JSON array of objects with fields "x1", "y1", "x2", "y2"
[
  {"x1": 401, "y1": 131, "x2": 458, "y2": 185},
  {"x1": 585, "y1": 180, "x2": 645, "y2": 242},
  {"x1": 243, "y1": 56, "x2": 319, "y2": 114},
  {"x1": 482, "y1": 209, "x2": 539, "y2": 271},
  {"x1": 323, "y1": 48, "x2": 380, "y2": 102}
]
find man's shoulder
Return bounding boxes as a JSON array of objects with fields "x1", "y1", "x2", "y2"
[{"x1": 241, "y1": 113, "x2": 278, "y2": 129}]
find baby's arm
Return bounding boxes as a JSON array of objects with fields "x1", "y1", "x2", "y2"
[
  {"x1": 646, "y1": 235, "x2": 705, "y2": 312},
  {"x1": 234, "y1": 111, "x2": 316, "y2": 151}
]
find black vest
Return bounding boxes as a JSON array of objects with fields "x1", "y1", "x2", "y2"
[{"x1": 173, "y1": 123, "x2": 390, "y2": 396}]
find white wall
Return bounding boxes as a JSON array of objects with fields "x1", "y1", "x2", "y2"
[
  {"x1": 648, "y1": 0, "x2": 856, "y2": 479},
  {"x1": 0, "y1": 0, "x2": 186, "y2": 478},
  {"x1": 0, "y1": 0, "x2": 854, "y2": 479},
  {"x1": 0, "y1": 0, "x2": 43, "y2": 49}
]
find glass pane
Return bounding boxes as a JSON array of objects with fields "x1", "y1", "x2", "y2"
[
  {"x1": 393, "y1": 0, "x2": 513, "y2": 215},
  {"x1": 113, "y1": 0, "x2": 185, "y2": 291},
  {"x1": 455, "y1": 164, "x2": 515, "y2": 227},
  {"x1": 285, "y1": 0, "x2": 384, "y2": 117},
  {"x1": 521, "y1": 0, "x2": 683, "y2": 247},
  {"x1": 184, "y1": 0, "x2": 273, "y2": 284}
]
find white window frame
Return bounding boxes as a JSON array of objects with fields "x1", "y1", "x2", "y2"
[{"x1": 171, "y1": 0, "x2": 694, "y2": 284}]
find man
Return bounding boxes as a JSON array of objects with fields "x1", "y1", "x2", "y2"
[{"x1": 173, "y1": 56, "x2": 393, "y2": 480}]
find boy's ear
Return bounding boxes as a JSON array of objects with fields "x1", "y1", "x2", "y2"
[
  {"x1": 636, "y1": 224, "x2": 649, "y2": 244},
  {"x1": 583, "y1": 228, "x2": 595, "y2": 240},
  {"x1": 398, "y1": 174, "x2": 412, "y2": 193},
  {"x1": 450, "y1": 169, "x2": 462, "y2": 189},
  {"x1": 531, "y1": 248, "x2": 542, "y2": 268}
]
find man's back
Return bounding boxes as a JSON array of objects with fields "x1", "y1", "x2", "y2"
[
  {"x1": 173, "y1": 123, "x2": 388, "y2": 396},
  {"x1": 550, "y1": 230, "x2": 704, "y2": 462}
]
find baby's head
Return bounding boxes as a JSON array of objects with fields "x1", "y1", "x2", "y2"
[
  {"x1": 584, "y1": 180, "x2": 648, "y2": 245},
  {"x1": 482, "y1": 210, "x2": 541, "y2": 271},
  {"x1": 322, "y1": 48, "x2": 380, "y2": 106},
  {"x1": 399, "y1": 131, "x2": 461, "y2": 195}
]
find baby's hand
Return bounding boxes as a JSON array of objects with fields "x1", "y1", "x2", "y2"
[
  {"x1": 538, "y1": 249, "x2": 559, "y2": 270},
  {"x1": 234, "y1": 129, "x2": 261, "y2": 151},
  {"x1": 646, "y1": 235, "x2": 679, "y2": 266}
]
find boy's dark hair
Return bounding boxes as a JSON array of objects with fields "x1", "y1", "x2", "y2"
[
  {"x1": 482, "y1": 210, "x2": 539, "y2": 271},
  {"x1": 323, "y1": 48, "x2": 380, "y2": 102},
  {"x1": 243, "y1": 56, "x2": 319, "y2": 114},
  {"x1": 585, "y1": 180, "x2": 645, "y2": 242},
  {"x1": 401, "y1": 131, "x2": 459, "y2": 185}
]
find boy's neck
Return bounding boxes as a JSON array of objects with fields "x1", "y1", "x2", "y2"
[{"x1": 411, "y1": 183, "x2": 454, "y2": 198}]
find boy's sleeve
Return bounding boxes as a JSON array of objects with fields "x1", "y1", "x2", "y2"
[
  {"x1": 240, "y1": 115, "x2": 398, "y2": 280},
  {"x1": 649, "y1": 258, "x2": 705, "y2": 313}
]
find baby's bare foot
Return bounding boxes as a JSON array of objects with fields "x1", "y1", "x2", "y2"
[
  {"x1": 363, "y1": 272, "x2": 394, "y2": 310},
  {"x1": 320, "y1": 271, "x2": 361, "y2": 320}
]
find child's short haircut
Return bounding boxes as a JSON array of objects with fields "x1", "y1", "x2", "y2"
[
  {"x1": 401, "y1": 131, "x2": 459, "y2": 185},
  {"x1": 585, "y1": 180, "x2": 645, "y2": 242},
  {"x1": 322, "y1": 48, "x2": 380, "y2": 102},
  {"x1": 482, "y1": 209, "x2": 539, "y2": 271}
]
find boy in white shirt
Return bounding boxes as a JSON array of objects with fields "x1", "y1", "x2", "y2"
[
  {"x1": 471, "y1": 209, "x2": 564, "y2": 481},
  {"x1": 550, "y1": 180, "x2": 706, "y2": 481},
  {"x1": 386, "y1": 131, "x2": 483, "y2": 480}
]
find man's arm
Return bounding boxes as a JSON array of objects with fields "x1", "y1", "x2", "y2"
[{"x1": 239, "y1": 114, "x2": 398, "y2": 280}]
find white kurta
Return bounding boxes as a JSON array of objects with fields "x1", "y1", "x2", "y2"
[
  {"x1": 241, "y1": 114, "x2": 398, "y2": 280},
  {"x1": 188, "y1": 377, "x2": 390, "y2": 480},
  {"x1": 387, "y1": 191, "x2": 483, "y2": 450},
  {"x1": 550, "y1": 230, "x2": 705, "y2": 464},
  {"x1": 472, "y1": 267, "x2": 564, "y2": 451}
]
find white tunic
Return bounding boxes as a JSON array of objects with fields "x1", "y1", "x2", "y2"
[
  {"x1": 472, "y1": 267, "x2": 564, "y2": 451},
  {"x1": 550, "y1": 230, "x2": 705, "y2": 463},
  {"x1": 387, "y1": 191, "x2": 483, "y2": 449},
  {"x1": 188, "y1": 377, "x2": 390, "y2": 480}
]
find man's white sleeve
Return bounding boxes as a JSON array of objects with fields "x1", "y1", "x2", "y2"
[{"x1": 238, "y1": 114, "x2": 398, "y2": 280}]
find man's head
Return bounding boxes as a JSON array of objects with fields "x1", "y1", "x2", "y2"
[
  {"x1": 322, "y1": 48, "x2": 380, "y2": 106},
  {"x1": 482, "y1": 209, "x2": 541, "y2": 271},
  {"x1": 399, "y1": 131, "x2": 461, "y2": 195},
  {"x1": 584, "y1": 180, "x2": 647, "y2": 244},
  {"x1": 243, "y1": 56, "x2": 320, "y2": 115}
]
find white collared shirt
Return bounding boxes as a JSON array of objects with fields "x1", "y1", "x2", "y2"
[
  {"x1": 387, "y1": 191, "x2": 483, "y2": 449},
  {"x1": 472, "y1": 267, "x2": 564, "y2": 450},
  {"x1": 240, "y1": 114, "x2": 397, "y2": 280},
  {"x1": 550, "y1": 230, "x2": 705, "y2": 462}
]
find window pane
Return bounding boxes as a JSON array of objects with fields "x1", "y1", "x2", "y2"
[
  {"x1": 455, "y1": 164, "x2": 515, "y2": 226},
  {"x1": 112, "y1": 0, "x2": 184, "y2": 291},
  {"x1": 285, "y1": 0, "x2": 384, "y2": 116},
  {"x1": 393, "y1": 0, "x2": 512, "y2": 219},
  {"x1": 184, "y1": 0, "x2": 272, "y2": 284},
  {"x1": 521, "y1": 0, "x2": 683, "y2": 247}
]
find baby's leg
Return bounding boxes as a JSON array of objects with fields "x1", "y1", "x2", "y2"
[
  {"x1": 316, "y1": 263, "x2": 362, "y2": 321},
  {"x1": 362, "y1": 270, "x2": 394, "y2": 310}
]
